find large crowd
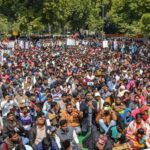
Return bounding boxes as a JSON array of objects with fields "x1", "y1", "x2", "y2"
[{"x1": 0, "y1": 37, "x2": 150, "y2": 150}]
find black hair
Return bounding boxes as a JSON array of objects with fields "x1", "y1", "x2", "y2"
[
  {"x1": 103, "y1": 102, "x2": 111, "y2": 107},
  {"x1": 135, "y1": 113, "x2": 142, "y2": 120},
  {"x1": 8, "y1": 130, "x2": 17, "y2": 138},
  {"x1": 7, "y1": 112, "x2": 14, "y2": 118},
  {"x1": 62, "y1": 93, "x2": 67, "y2": 97},
  {"x1": 35, "y1": 102, "x2": 43, "y2": 108},
  {"x1": 59, "y1": 119, "x2": 67, "y2": 126},
  {"x1": 47, "y1": 93, "x2": 52, "y2": 98},
  {"x1": 51, "y1": 102, "x2": 57, "y2": 109},
  {"x1": 61, "y1": 140, "x2": 71, "y2": 150},
  {"x1": 137, "y1": 128, "x2": 145, "y2": 135},
  {"x1": 66, "y1": 103, "x2": 72, "y2": 108},
  {"x1": 42, "y1": 137, "x2": 51, "y2": 150},
  {"x1": 15, "y1": 144, "x2": 26, "y2": 150},
  {"x1": 36, "y1": 112, "x2": 44, "y2": 120}
]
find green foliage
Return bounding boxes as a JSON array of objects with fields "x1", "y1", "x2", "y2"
[
  {"x1": 140, "y1": 13, "x2": 150, "y2": 37},
  {"x1": 110, "y1": 0, "x2": 150, "y2": 35},
  {"x1": 0, "y1": 14, "x2": 9, "y2": 32},
  {"x1": 0, "y1": 0, "x2": 149, "y2": 35}
]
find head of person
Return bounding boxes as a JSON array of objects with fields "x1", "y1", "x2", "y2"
[
  {"x1": 43, "y1": 78, "x2": 48, "y2": 85},
  {"x1": 27, "y1": 77, "x2": 31, "y2": 83},
  {"x1": 147, "y1": 85, "x2": 150, "y2": 93},
  {"x1": 62, "y1": 93, "x2": 68, "y2": 102},
  {"x1": 54, "y1": 84, "x2": 60, "y2": 92},
  {"x1": 34, "y1": 103, "x2": 42, "y2": 112},
  {"x1": 140, "y1": 105, "x2": 149, "y2": 121},
  {"x1": 103, "y1": 85, "x2": 109, "y2": 92},
  {"x1": 60, "y1": 119, "x2": 68, "y2": 132},
  {"x1": 8, "y1": 130, "x2": 19, "y2": 142},
  {"x1": 47, "y1": 94, "x2": 52, "y2": 103},
  {"x1": 146, "y1": 95, "x2": 150, "y2": 105},
  {"x1": 18, "y1": 89, "x2": 23, "y2": 96},
  {"x1": 88, "y1": 70, "x2": 92, "y2": 76},
  {"x1": 112, "y1": 78, "x2": 116, "y2": 83},
  {"x1": 77, "y1": 85, "x2": 82, "y2": 92},
  {"x1": 61, "y1": 140, "x2": 72, "y2": 150},
  {"x1": 94, "y1": 92, "x2": 101, "y2": 101},
  {"x1": 42, "y1": 137, "x2": 51, "y2": 150},
  {"x1": 30, "y1": 94, "x2": 36, "y2": 102},
  {"x1": 7, "y1": 112, "x2": 15, "y2": 121},
  {"x1": 103, "y1": 102, "x2": 111, "y2": 116},
  {"x1": 14, "y1": 144, "x2": 26, "y2": 150},
  {"x1": 37, "y1": 78, "x2": 43, "y2": 85},
  {"x1": 124, "y1": 91, "x2": 129, "y2": 98},
  {"x1": 51, "y1": 102, "x2": 58, "y2": 111},
  {"x1": 36, "y1": 112, "x2": 45, "y2": 126},
  {"x1": 66, "y1": 103, "x2": 73, "y2": 113},
  {"x1": 136, "y1": 128, "x2": 145, "y2": 139},
  {"x1": 86, "y1": 92, "x2": 92, "y2": 99},
  {"x1": 4, "y1": 94, "x2": 11, "y2": 101},
  {"x1": 115, "y1": 97, "x2": 122, "y2": 105},
  {"x1": 135, "y1": 113, "x2": 142, "y2": 124},
  {"x1": 134, "y1": 95, "x2": 140, "y2": 103},
  {"x1": 20, "y1": 106, "x2": 28, "y2": 114}
]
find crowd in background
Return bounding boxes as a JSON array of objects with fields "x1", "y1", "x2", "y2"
[{"x1": 0, "y1": 37, "x2": 150, "y2": 150}]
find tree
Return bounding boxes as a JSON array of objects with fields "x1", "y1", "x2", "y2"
[
  {"x1": 0, "y1": 15, "x2": 8, "y2": 33},
  {"x1": 140, "y1": 13, "x2": 150, "y2": 37},
  {"x1": 110, "y1": 0, "x2": 150, "y2": 34}
]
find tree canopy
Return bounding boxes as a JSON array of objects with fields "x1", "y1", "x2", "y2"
[{"x1": 0, "y1": 0, "x2": 149, "y2": 36}]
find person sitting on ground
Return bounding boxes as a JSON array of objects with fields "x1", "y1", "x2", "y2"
[
  {"x1": 56, "y1": 119, "x2": 80, "y2": 150},
  {"x1": 3, "y1": 130, "x2": 22, "y2": 150},
  {"x1": 60, "y1": 103, "x2": 83, "y2": 134},
  {"x1": 96, "y1": 102, "x2": 117, "y2": 134}
]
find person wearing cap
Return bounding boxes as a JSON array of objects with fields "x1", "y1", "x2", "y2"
[{"x1": 94, "y1": 92, "x2": 104, "y2": 111}]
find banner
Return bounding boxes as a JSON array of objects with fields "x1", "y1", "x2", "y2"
[
  {"x1": 67, "y1": 38, "x2": 76, "y2": 46},
  {"x1": 0, "y1": 50, "x2": 4, "y2": 65},
  {"x1": 103, "y1": 40, "x2": 108, "y2": 48}
]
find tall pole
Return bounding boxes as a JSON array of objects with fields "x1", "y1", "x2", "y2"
[
  {"x1": 48, "y1": 23, "x2": 51, "y2": 36},
  {"x1": 101, "y1": 5, "x2": 105, "y2": 39}
]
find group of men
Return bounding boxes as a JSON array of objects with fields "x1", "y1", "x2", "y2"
[{"x1": 0, "y1": 37, "x2": 150, "y2": 150}]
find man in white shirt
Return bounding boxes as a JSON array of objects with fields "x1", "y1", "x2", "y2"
[{"x1": 1, "y1": 94, "x2": 18, "y2": 117}]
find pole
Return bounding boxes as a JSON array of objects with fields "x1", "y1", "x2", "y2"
[{"x1": 101, "y1": 5, "x2": 105, "y2": 39}]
